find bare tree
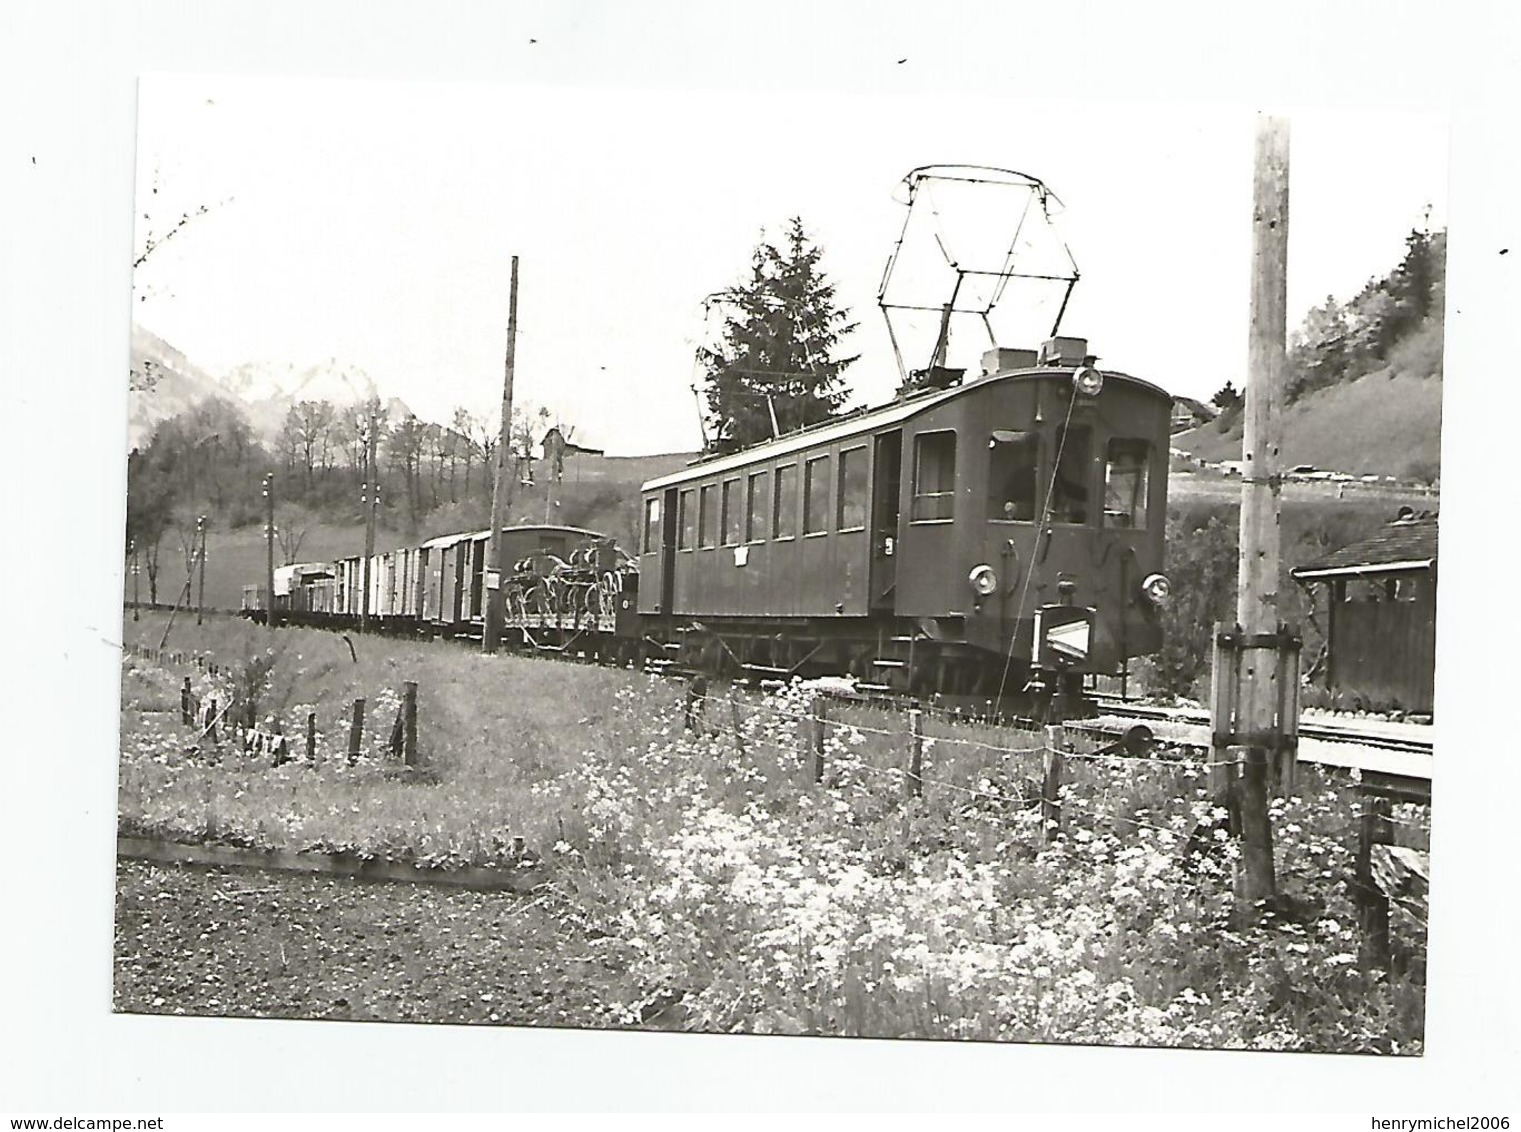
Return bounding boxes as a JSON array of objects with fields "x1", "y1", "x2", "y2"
[
  {"x1": 386, "y1": 414, "x2": 427, "y2": 527},
  {"x1": 469, "y1": 410, "x2": 499, "y2": 505},
  {"x1": 275, "y1": 505, "x2": 311, "y2": 565},
  {"x1": 130, "y1": 166, "x2": 227, "y2": 392},
  {"x1": 283, "y1": 400, "x2": 336, "y2": 491},
  {"x1": 451, "y1": 407, "x2": 478, "y2": 500}
]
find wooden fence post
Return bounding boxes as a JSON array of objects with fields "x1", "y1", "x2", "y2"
[
  {"x1": 180, "y1": 677, "x2": 193, "y2": 726},
  {"x1": 403, "y1": 681, "x2": 419, "y2": 766},
  {"x1": 907, "y1": 707, "x2": 923, "y2": 798},
  {"x1": 306, "y1": 711, "x2": 317, "y2": 763},
  {"x1": 683, "y1": 676, "x2": 708, "y2": 733},
  {"x1": 1357, "y1": 791, "x2": 1393, "y2": 973},
  {"x1": 207, "y1": 699, "x2": 219, "y2": 745},
  {"x1": 348, "y1": 698, "x2": 365, "y2": 765},
  {"x1": 389, "y1": 703, "x2": 405, "y2": 761},
  {"x1": 728, "y1": 685, "x2": 746, "y2": 760},
  {"x1": 1042, "y1": 723, "x2": 1066, "y2": 841},
  {"x1": 812, "y1": 694, "x2": 827, "y2": 785}
]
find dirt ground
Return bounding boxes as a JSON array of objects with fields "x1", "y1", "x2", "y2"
[{"x1": 113, "y1": 858, "x2": 635, "y2": 1029}]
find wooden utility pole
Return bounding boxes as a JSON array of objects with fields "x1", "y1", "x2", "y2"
[
  {"x1": 195, "y1": 515, "x2": 207, "y2": 626},
  {"x1": 263, "y1": 475, "x2": 276, "y2": 633},
  {"x1": 1210, "y1": 114, "x2": 1297, "y2": 905},
  {"x1": 361, "y1": 411, "x2": 378, "y2": 633},
  {"x1": 484, "y1": 255, "x2": 520, "y2": 654}
]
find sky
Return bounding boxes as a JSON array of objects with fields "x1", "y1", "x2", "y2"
[
  {"x1": 131, "y1": 76, "x2": 1448, "y2": 455},
  {"x1": 8, "y1": 0, "x2": 1521, "y2": 1115}
]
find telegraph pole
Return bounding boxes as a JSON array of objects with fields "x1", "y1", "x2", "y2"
[
  {"x1": 263, "y1": 475, "x2": 276, "y2": 633},
  {"x1": 484, "y1": 255, "x2": 519, "y2": 654},
  {"x1": 195, "y1": 515, "x2": 207, "y2": 626},
  {"x1": 1210, "y1": 114, "x2": 1297, "y2": 906},
  {"x1": 361, "y1": 410, "x2": 378, "y2": 633}
]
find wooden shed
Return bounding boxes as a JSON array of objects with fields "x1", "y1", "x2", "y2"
[{"x1": 1291, "y1": 513, "x2": 1438, "y2": 715}]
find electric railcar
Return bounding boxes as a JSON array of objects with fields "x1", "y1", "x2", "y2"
[{"x1": 635, "y1": 336, "x2": 1173, "y2": 713}]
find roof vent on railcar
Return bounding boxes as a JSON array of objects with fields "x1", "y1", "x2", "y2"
[
  {"x1": 1037, "y1": 336, "x2": 1089, "y2": 367},
  {"x1": 980, "y1": 347, "x2": 1039, "y2": 378}
]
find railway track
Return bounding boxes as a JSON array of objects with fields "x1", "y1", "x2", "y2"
[{"x1": 1091, "y1": 696, "x2": 1433, "y2": 756}]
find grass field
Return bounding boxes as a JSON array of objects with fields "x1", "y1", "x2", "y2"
[
  {"x1": 117, "y1": 610, "x2": 1428, "y2": 1048},
  {"x1": 1174, "y1": 366, "x2": 1443, "y2": 479}
]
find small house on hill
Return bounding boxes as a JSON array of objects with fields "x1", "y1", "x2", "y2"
[{"x1": 1291, "y1": 511, "x2": 1438, "y2": 715}]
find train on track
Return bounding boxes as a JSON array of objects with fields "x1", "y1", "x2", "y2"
[{"x1": 244, "y1": 334, "x2": 1174, "y2": 717}]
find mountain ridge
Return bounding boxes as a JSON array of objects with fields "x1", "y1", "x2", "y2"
[{"x1": 129, "y1": 323, "x2": 415, "y2": 449}]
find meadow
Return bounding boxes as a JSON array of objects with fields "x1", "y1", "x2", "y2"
[{"x1": 117, "y1": 611, "x2": 1428, "y2": 1050}]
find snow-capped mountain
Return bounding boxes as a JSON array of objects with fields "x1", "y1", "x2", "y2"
[
  {"x1": 223, "y1": 357, "x2": 381, "y2": 408},
  {"x1": 128, "y1": 324, "x2": 416, "y2": 450}
]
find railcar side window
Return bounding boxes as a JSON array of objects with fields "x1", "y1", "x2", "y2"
[
  {"x1": 1103, "y1": 439, "x2": 1150, "y2": 529},
  {"x1": 678, "y1": 489, "x2": 695, "y2": 550},
  {"x1": 837, "y1": 446, "x2": 868, "y2": 531},
  {"x1": 746, "y1": 471, "x2": 769, "y2": 542},
  {"x1": 721, "y1": 478, "x2": 742, "y2": 546},
  {"x1": 804, "y1": 455, "x2": 831, "y2": 535},
  {"x1": 774, "y1": 464, "x2": 797, "y2": 539},
  {"x1": 911, "y1": 430, "x2": 957, "y2": 521},
  {"x1": 988, "y1": 430, "x2": 1038, "y2": 521},
  {"x1": 699, "y1": 484, "x2": 716, "y2": 549},
  {"x1": 1051, "y1": 425, "x2": 1090, "y2": 524},
  {"x1": 642, "y1": 498, "x2": 660, "y2": 553}
]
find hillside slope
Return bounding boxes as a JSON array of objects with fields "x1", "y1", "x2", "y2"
[
  {"x1": 1174, "y1": 317, "x2": 1443, "y2": 479},
  {"x1": 127, "y1": 325, "x2": 227, "y2": 450}
]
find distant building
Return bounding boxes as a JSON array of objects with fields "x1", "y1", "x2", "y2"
[
  {"x1": 1291, "y1": 512, "x2": 1438, "y2": 714},
  {"x1": 540, "y1": 426, "x2": 604, "y2": 461}
]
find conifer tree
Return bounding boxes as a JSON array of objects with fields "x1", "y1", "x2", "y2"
[{"x1": 700, "y1": 218, "x2": 858, "y2": 453}]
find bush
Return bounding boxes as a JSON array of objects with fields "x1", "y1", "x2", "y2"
[
  {"x1": 1151, "y1": 508, "x2": 1238, "y2": 699},
  {"x1": 1403, "y1": 457, "x2": 1440, "y2": 487}
]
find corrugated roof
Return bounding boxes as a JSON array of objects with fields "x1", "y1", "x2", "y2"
[{"x1": 1292, "y1": 517, "x2": 1438, "y2": 579}]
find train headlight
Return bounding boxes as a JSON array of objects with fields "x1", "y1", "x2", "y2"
[
  {"x1": 1141, "y1": 572, "x2": 1172, "y2": 606},
  {"x1": 1073, "y1": 366, "x2": 1104, "y2": 397},
  {"x1": 968, "y1": 564, "x2": 999, "y2": 597}
]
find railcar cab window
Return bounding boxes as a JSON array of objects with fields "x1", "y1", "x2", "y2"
[
  {"x1": 746, "y1": 471, "x2": 768, "y2": 543},
  {"x1": 837, "y1": 446, "x2": 868, "y2": 531},
  {"x1": 773, "y1": 464, "x2": 797, "y2": 539},
  {"x1": 1103, "y1": 439, "x2": 1150, "y2": 529},
  {"x1": 698, "y1": 484, "x2": 716, "y2": 549},
  {"x1": 988, "y1": 430, "x2": 1037, "y2": 521},
  {"x1": 911, "y1": 430, "x2": 957, "y2": 521},
  {"x1": 678, "y1": 489, "x2": 696, "y2": 550},
  {"x1": 1051, "y1": 425, "x2": 1090, "y2": 524},
  {"x1": 643, "y1": 497, "x2": 660, "y2": 553},
  {"x1": 721, "y1": 478, "x2": 742, "y2": 547},
  {"x1": 804, "y1": 455, "x2": 831, "y2": 536}
]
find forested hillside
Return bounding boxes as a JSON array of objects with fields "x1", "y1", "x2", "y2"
[{"x1": 1176, "y1": 228, "x2": 1444, "y2": 481}]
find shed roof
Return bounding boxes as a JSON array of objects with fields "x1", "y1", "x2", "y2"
[{"x1": 1291, "y1": 517, "x2": 1438, "y2": 581}]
